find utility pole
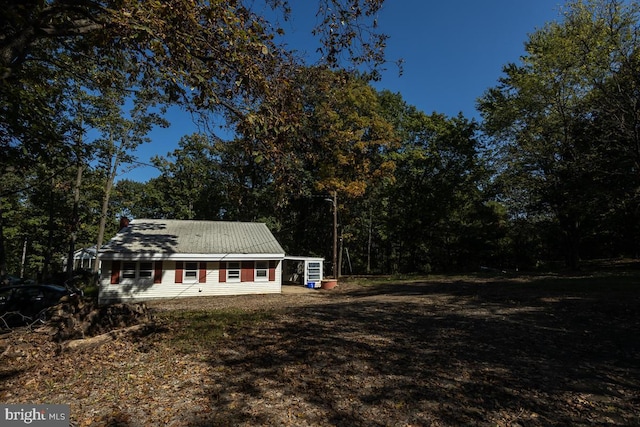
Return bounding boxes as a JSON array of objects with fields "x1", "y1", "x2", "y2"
[
  {"x1": 324, "y1": 191, "x2": 339, "y2": 279},
  {"x1": 332, "y1": 191, "x2": 338, "y2": 279}
]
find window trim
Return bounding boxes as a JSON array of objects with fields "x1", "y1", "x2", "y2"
[
  {"x1": 255, "y1": 261, "x2": 269, "y2": 281},
  {"x1": 114, "y1": 261, "x2": 156, "y2": 283},
  {"x1": 139, "y1": 261, "x2": 154, "y2": 279},
  {"x1": 183, "y1": 262, "x2": 199, "y2": 282},
  {"x1": 121, "y1": 262, "x2": 137, "y2": 279},
  {"x1": 227, "y1": 262, "x2": 241, "y2": 282}
]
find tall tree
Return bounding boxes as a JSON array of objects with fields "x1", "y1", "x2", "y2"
[
  {"x1": 0, "y1": 47, "x2": 75, "y2": 275},
  {"x1": 151, "y1": 133, "x2": 224, "y2": 220},
  {"x1": 1, "y1": 0, "x2": 392, "y2": 278},
  {"x1": 91, "y1": 86, "x2": 167, "y2": 273},
  {"x1": 1, "y1": 0, "x2": 390, "y2": 145},
  {"x1": 1, "y1": 0, "x2": 389, "y2": 80},
  {"x1": 583, "y1": 1, "x2": 640, "y2": 256},
  {"x1": 373, "y1": 91, "x2": 494, "y2": 273},
  {"x1": 479, "y1": 0, "x2": 640, "y2": 268},
  {"x1": 229, "y1": 68, "x2": 397, "y2": 268}
]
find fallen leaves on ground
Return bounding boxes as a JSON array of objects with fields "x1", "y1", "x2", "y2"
[{"x1": 0, "y1": 276, "x2": 639, "y2": 426}]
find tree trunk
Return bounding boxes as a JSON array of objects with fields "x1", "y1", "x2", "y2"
[
  {"x1": 560, "y1": 216, "x2": 581, "y2": 270},
  {"x1": 0, "y1": 200, "x2": 6, "y2": 278},
  {"x1": 93, "y1": 133, "x2": 120, "y2": 274},
  {"x1": 66, "y1": 163, "x2": 85, "y2": 278},
  {"x1": 67, "y1": 102, "x2": 85, "y2": 279},
  {"x1": 366, "y1": 206, "x2": 372, "y2": 274},
  {"x1": 42, "y1": 176, "x2": 55, "y2": 280},
  {"x1": 62, "y1": 324, "x2": 148, "y2": 352}
]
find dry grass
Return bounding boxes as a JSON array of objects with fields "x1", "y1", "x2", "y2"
[{"x1": 1, "y1": 272, "x2": 639, "y2": 426}]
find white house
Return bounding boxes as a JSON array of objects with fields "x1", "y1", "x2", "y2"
[
  {"x1": 98, "y1": 219, "x2": 286, "y2": 303},
  {"x1": 63, "y1": 247, "x2": 97, "y2": 272}
]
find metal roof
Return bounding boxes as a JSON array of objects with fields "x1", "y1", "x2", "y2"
[{"x1": 101, "y1": 219, "x2": 285, "y2": 256}]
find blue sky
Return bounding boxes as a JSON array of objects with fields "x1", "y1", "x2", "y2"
[{"x1": 124, "y1": 0, "x2": 565, "y2": 182}]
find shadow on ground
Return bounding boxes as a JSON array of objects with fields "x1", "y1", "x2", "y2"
[{"x1": 189, "y1": 278, "x2": 640, "y2": 426}]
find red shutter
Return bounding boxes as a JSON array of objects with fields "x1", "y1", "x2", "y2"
[
  {"x1": 241, "y1": 261, "x2": 254, "y2": 282},
  {"x1": 110, "y1": 260, "x2": 121, "y2": 284},
  {"x1": 154, "y1": 261, "x2": 163, "y2": 284},
  {"x1": 199, "y1": 262, "x2": 207, "y2": 283},
  {"x1": 219, "y1": 262, "x2": 226, "y2": 282},
  {"x1": 175, "y1": 261, "x2": 183, "y2": 283},
  {"x1": 269, "y1": 260, "x2": 277, "y2": 281}
]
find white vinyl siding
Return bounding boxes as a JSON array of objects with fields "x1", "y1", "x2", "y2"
[{"x1": 99, "y1": 260, "x2": 282, "y2": 303}]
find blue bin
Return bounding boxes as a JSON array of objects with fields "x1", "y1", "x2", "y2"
[{"x1": 306, "y1": 282, "x2": 315, "y2": 288}]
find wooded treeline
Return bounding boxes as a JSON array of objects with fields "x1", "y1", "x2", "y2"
[{"x1": 2, "y1": 0, "x2": 640, "y2": 280}]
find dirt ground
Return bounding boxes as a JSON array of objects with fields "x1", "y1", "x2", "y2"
[{"x1": 1, "y1": 276, "x2": 639, "y2": 426}]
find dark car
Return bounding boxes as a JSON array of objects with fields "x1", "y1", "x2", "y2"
[
  {"x1": 0, "y1": 284, "x2": 79, "y2": 324},
  {"x1": 0, "y1": 275, "x2": 25, "y2": 286}
]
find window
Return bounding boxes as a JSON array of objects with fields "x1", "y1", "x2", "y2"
[
  {"x1": 255, "y1": 261, "x2": 268, "y2": 281},
  {"x1": 227, "y1": 262, "x2": 241, "y2": 282},
  {"x1": 308, "y1": 262, "x2": 321, "y2": 282},
  {"x1": 139, "y1": 262, "x2": 153, "y2": 279},
  {"x1": 122, "y1": 262, "x2": 137, "y2": 279},
  {"x1": 116, "y1": 261, "x2": 156, "y2": 282},
  {"x1": 184, "y1": 262, "x2": 198, "y2": 282}
]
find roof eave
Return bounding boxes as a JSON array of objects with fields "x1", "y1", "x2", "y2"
[{"x1": 99, "y1": 252, "x2": 286, "y2": 261}]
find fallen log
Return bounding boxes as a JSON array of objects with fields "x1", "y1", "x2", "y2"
[{"x1": 61, "y1": 323, "x2": 149, "y2": 352}]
